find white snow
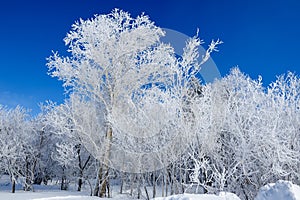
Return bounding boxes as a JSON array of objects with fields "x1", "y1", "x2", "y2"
[
  {"x1": 1, "y1": 180, "x2": 300, "y2": 200},
  {"x1": 152, "y1": 192, "x2": 241, "y2": 200},
  {"x1": 255, "y1": 180, "x2": 300, "y2": 200},
  {"x1": 0, "y1": 191, "x2": 136, "y2": 200},
  {"x1": 0, "y1": 191, "x2": 97, "y2": 200}
]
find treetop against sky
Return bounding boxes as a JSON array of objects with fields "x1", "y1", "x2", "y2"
[{"x1": 0, "y1": 0, "x2": 299, "y2": 114}]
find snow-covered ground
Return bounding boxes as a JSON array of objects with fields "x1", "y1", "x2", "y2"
[
  {"x1": 0, "y1": 191, "x2": 242, "y2": 200},
  {"x1": 0, "y1": 191, "x2": 146, "y2": 200},
  {"x1": 0, "y1": 179, "x2": 300, "y2": 200},
  {"x1": 153, "y1": 192, "x2": 241, "y2": 200},
  {"x1": 255, "y1": 180, "x2": 300, "y2": 200},
  {"x1": 0, "y1": 191, "x2": 98, "y2": 200}
]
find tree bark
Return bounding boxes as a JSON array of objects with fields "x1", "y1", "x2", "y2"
[
  {"x1": 144, "y1": 186, "x2": 150, "y2": 200},
  {"x1": 25, "y1": 157, "x2": 31, "y2": 191},
  {"x1": 77, "y1": 154, "x2": 91, "y2": 192},
  {"x1": 152, "y1": 172, "x2": 156, "y2": 198},
  {"x1": 78, "y1": 173, "x2": 83, "y2": 192},
  {"x1": 61, "y1": 167, "x2": 68, "y2": 190},
  {"x1": 99, "y1": 167, "x2": 108, "y2": 197},
  {"x1": 161, "y1": 171, "x2": 165, "y2": 197},
  {"x1": 165, "y1": 169, "x2": 168, "y2": 196},
  {"x1": 137, "y1": 174, "x2": 141, "y2": 199},
  {"x1": 98, "y1": 126, "x2": 112, "y2": 197},
  {"x1": 12, "y1": 179, "x2": 16, "y2": 193},
  {"x1": 93, "y1": 164, "x2": 103, "y2": 196},
  {"x1": 120, "y1": 172, "x2": 124, "y2": 194}
]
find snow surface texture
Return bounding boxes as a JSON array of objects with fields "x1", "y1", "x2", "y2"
[
  {"x1": 153, "y1": 192, "x2": 241, "y2": 200},
  {"x1": 1, "y1": 181, "x2": 300, "y2": 200},
  {"x1": 0, "y1": 191, "x2": 133, "y2": 200},
  {"x1": 255, "y1": 180, "x2": 300, "y2": 200},
  {"x1": 0, "y1": 192, "x2": 241, "y2": 200},
  {"x1": 0, "y1": 191, "x2": 97, "y2": 200}
]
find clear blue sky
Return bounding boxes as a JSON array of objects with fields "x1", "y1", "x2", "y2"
[{"x1": 0, "y1": 0, "x2": 299, "y2": 115}]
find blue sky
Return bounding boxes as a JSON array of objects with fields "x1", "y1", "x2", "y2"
[{"x1": 0, "y1": 0, "x2": 299, "y2": 115}]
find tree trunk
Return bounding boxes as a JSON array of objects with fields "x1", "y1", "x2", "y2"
[
  {"x1": 179, "y1": 162, "x2": 182, "y2": 193},
  {"x1": 161, "y1": 171, "x2": 165, "y2": 197},
  {"x1": 77, "y1": 151, "x2": 91, "y2": 192},
  {"x1": 137, "y1": 174, "x2": 141, "y2": 199},
  {"x1": 94, "y1": 164, "x2": 110, "y2": 198},
  {"x1": 99, "y1": 165, "x2": 108, "y2": 197},
  {"x1": 152, "y1": 172, "x2": 156, "y2": 198},
  {"x1": 182, "y1": 160, "x2": 187, "y2": 193},
  {"x1": 78, "y1": 173, "x2": 83, "y2": 192},
  {"x1": 30, "y1": 159, "x2": 38, "y2": 192},
  {"x1": 107, "y1": 177, "x2": 111, "y2": 198},
  {"x1": 130, "y1": 174, "x2": 134, "y2": 196},
  {"x1": 61, "y1": 168, "x2": 67, "y2": 190},
  {"x1": 170, "y1": 165, "x2": 175, "y2": 195},
  {"x1": 61, "y1": 176, "x2": 67, "y2": 190},
  {"x1": 25, "y1": 158, "x2": 31, "y2": 191},
  {"x1": 98, "y1": 126, "x2": 113, "y2": 197},
  {"x1": 120, "y1": 172, "x2": 124, "y2": 194},
  {"x1": 12, "y1": 179, "x2": 16, "y2": 193},
  {"x1": 76, "y1": 146, "x2": 83, "y2": 192},
  {"x1": 93, "y1": 164, "x2": 103, "y2": 196},
  {"x1": 144, "y1": 186, "x2": 150, "y2": 200},
  {"x1": 165, "y1": 169, "x2": 168, "y2": 196}
]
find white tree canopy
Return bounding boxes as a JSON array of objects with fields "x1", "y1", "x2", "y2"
[{"x1": 47, "y1": 9, "x2": 222, "y2": 173}]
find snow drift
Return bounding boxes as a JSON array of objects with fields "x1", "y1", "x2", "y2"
[{"x1": 255, "y1": 180, "x2": 300, "y2": 200}]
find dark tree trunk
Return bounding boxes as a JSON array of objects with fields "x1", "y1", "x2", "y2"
[
  {"x1": 152, "y1": 172, "x2": 156, "y2": 198},
  {"x1": 107, "y1": 177, "x2": 111, "y2": 198},
  {"x1": 144, "y1": 186, "x2": 150, "y2": 200},
  {"x1": 61, "y1": 168, "x2": 68, "y2": 190},
  {"x1": 120, "y1": 174, "x2": 124, "y2": 194},
  {"x1": 12, "y1": 179, "x2": 16, "y2": 193},
  {"x1": 165, "y1": 170, "x2": 169, "y2": 196},
  {"x1": 76, "y1": 144, "x2": 91, "y2": 192},
  {"x1": 78, "y1": 176, "x2": 83, "y2": 192}
]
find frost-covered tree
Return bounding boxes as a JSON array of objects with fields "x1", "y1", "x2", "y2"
[
  {"x1": 32, "y1": 108, "x2": 65, "y2": 186},
  {"x1": 260, "y1": 72, "x2": 300, "y2": 184},
  {"x1": 22, "y1": 118, "x2": 43, "y2": 191},
  {"x1": 47, "y1": 9, "x2": 221, "y2": 197},
  {"x1": 42, "y1": 98, "x2": 98, "y2": 192},
  {"x1": 0, "y1": 106, "x2": 34, "y2": 193},
  {"x1": 190, "y1": 69, "x2": 267, "y2": 198},
  {"x1": 190, "y1": 68, "x2": 300, "y2": 199}
]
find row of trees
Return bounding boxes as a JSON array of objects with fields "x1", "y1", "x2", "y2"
[
  {"x1": 0, "y1": 9, "x2": 299, "y2": 200},
  {"x1": 0, "y1": 69, "x2": 299, "y2": 199},
  {"x1": 190, "y1": 69, "x2": 300, "y2": 199}
]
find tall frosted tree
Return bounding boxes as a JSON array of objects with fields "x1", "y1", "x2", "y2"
[{"x1": 47, "y1": 9, "x2": 221, "y2": 197}]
